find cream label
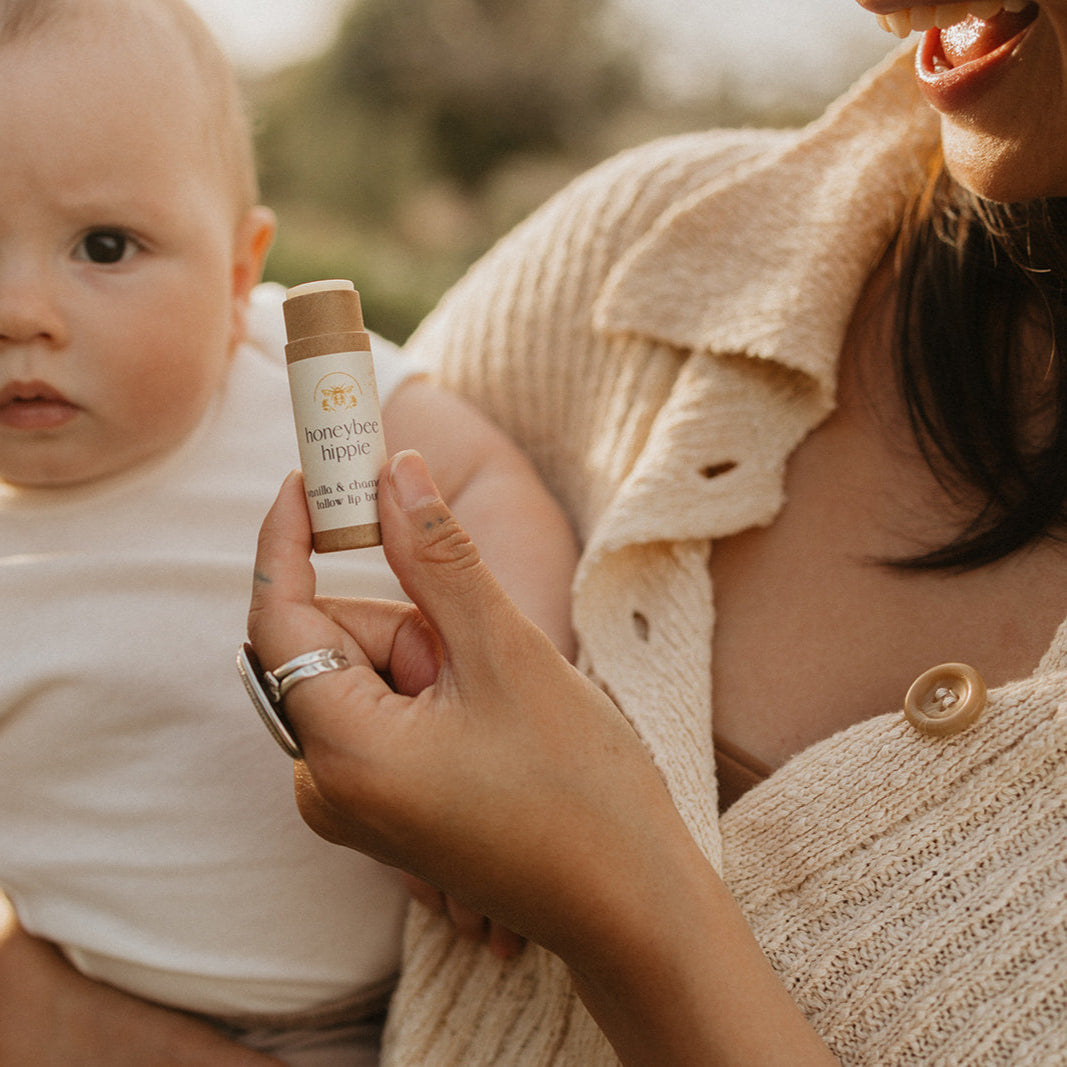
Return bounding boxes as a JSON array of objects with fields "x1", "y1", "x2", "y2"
[{"x1": 287, "y1": 350, "x2": 386, "y2": 533}]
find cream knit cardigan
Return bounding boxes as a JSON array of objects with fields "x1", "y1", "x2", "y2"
[{"x1": 383, "y1": 49, "x2": 1067, "y2": 1065}]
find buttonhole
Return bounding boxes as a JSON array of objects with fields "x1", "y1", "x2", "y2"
[
  {"x1": 632, "y1": 611, "x2": 650, "y2": 642},
  {"x1": 701, "y1": 461, "x2": 737, "y2": 480}
]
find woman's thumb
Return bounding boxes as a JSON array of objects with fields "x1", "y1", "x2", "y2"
[{"x1": 378, "y1": 450, "x2": 516, "y2": 663}]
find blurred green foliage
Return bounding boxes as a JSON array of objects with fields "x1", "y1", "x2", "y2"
[{"x1": 249, "y1": 0, "x2": 838, "y2": 342}]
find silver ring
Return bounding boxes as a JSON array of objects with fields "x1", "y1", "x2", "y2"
[
  {"x1": 236, "y1": 644, "x2": 351, "y2": 759},
  {"x1": 264, "y1": 647, "x2": 350, "y2": 702}
]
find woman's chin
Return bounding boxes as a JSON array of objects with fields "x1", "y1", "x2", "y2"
[{"x1": 940, "y1": 125, "x2": 1067, "y2": 203}]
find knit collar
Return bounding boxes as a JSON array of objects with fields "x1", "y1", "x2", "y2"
[
  {"x1": 574, "y1": 46, "x2": 942, "y2": 563},
  {"x1": 593, "y1": 45, "x2": 938, "y2": 410}
]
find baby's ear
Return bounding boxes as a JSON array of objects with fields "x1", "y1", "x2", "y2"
[
  {"x1": 230, "y1": 206, "x2": 277, "y2": 344},
  {"x1": 233, "y1": 206, "x2": 277, "y2": 300}
]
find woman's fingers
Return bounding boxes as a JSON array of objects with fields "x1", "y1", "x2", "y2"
[
  {"x1": 249, "y1": 453, "x2": 525, "y2": 696},
  {"x1": 398, "y1": 875, "x2": 526, "y2": 960},
  {"x1": 247, "y1": 470, "x2": 352, "y2": 670},
  {"x1": 376, "y1": 451, "x2": 540, "y2": 686},
  {"x1": 318, "y1": 595, "x2": 441, "y2": 697},
  {"x1": 246, "y1": 471, "x2": 421, "y2": 763},
  {"x1": 399, "y1": 873, "x2": 447, "y2": 916},
  {"x1": 487, "y1": 921, "x2": 528, "y2": 960},
  {"x1": 247, "y1": 468, "x2": 444, "y2": 714}
]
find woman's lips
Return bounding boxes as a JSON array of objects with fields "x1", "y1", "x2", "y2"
[
  {"x1": 0, "y1": 381, "x2": 80, "y2": 430},
  {"x1": 916, "y1": 6, "x2": 1038, "y2": 107}
]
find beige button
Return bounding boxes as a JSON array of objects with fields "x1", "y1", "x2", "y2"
[{"x1": 905, "y1": 663, "x2": 987, "y2": 737}]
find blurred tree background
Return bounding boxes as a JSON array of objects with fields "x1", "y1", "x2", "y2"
[{"x1": 250, "y1": 0, "x2": 879, "y2": 341}]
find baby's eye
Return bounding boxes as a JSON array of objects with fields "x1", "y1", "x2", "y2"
[{"x1": 75, "y1": 229, "x2": 139, "y2": 265}]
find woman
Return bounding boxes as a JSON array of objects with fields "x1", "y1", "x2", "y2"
[
  {"x1": 5, "y1": 1, "x2": 1065, "y2": 1062},
  {"x1": 248, "y1": 2, "x2": 1067, "y2": 1062}
]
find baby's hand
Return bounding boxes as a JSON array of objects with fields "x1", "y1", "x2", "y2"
[{"x1": 401, "y1": 873, "x2": 525, "y2": 959}]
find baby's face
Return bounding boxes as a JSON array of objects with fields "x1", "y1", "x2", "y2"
[{"x1": 0, "y1": 23, "x2": 256, "y2": 487}]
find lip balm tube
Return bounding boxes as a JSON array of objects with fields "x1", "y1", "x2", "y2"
[{"x1": 282, "y1": 280, "x2": 387, "y2": 552}]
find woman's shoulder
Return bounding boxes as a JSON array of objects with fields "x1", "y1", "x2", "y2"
[
  {"x1": 568, "y1": 125, "x2": 793, "y2": 218},
  {"x1": 406, "y1": 125, "x2": 793, "y2": 362},
  {"x1": 502, "y1": 125, "x2": 795, "y2": 270}
]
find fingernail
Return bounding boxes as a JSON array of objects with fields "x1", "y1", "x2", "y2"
[{"x1": 389, "y1": 450, "x2": 441, "y2": 511}]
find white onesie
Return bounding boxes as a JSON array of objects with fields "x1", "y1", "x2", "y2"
[{"x1": 0, "y1": 283, "x2": 416, "y2": 1027}]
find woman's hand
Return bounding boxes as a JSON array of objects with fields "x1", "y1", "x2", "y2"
[
  {"x1": 247, "y1": 452, "x2": 836, "y2": 1066},
  {"x1": 0, "y1": 899, "x2": 280, "y2": 1066},
  {"x1": 247, "y1": 453, "x2": 677, "y2": 964}
]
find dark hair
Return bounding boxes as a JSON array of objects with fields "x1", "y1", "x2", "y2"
[{"x1": 890, "y1": 152, "x2": 1067, "y2": 571}]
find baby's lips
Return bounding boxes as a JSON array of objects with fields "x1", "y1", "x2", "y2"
[
  {"x1": 0, "y1": 379, "x2": 74, "y2": 407},
  {"x1": 0, "y1": 380, "x2": 81, "y2": 430}
]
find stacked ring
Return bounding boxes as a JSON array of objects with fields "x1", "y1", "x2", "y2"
[{"x1": 264, "y1": 648, "x2": 351, "y2": 702}]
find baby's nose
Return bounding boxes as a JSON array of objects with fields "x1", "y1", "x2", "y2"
[{"x1": 0, "y1": 263, "x2": 68, "y2": 348}]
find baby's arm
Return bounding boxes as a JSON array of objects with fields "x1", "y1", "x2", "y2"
[
  {"x1": 382, "y1": 377, "x2": 579, "y2": 659},
  {"x1": 0, "y1": 896, "x2": 279, "y2": 1065}
]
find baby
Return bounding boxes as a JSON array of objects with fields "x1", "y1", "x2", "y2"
[{"x1": 0, "y1": 1, "x2": 577, "y2": 1064}]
